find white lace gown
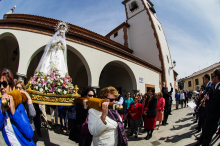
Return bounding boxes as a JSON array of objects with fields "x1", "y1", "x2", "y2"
[{"x1": 38, "y1": 38, "x2": 68, "y2": 77}]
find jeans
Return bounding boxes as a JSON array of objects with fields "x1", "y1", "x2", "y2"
[{"x1": 129, "y1": 118, "x2": 141, "y2": 136}]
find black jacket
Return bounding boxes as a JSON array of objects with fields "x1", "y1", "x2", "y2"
[
  {"x1": 144, "y1": 96, "x2": 157, "y2": 118},
  {"x1": 162, "y1": 87, "x2": 173, "y2": 109},
  {"x1": 207, "y1": 83, "x2": 220, "y2": 115},
  {"x1": 75, "y1": 103, "x2": 89, "y2": 125}
]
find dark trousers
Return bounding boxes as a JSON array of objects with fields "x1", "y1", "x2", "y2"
[
  {"x1": 202, "y1": 113, "x2": 219, "y2": 145},
  {"x1": 124, "y1": 119, "x2": 130, "y2": 128},
  {"x1": 197, "y1": 110, "x2": 202, "y2": 131},
  {"x1": 79, "y1": 138, "x2": 93, "y2": 146},
  {"x1": 68, "y1": 118, "x2": 75, "y2": 130},
  {"x1": 33, "y1": 111, "x2": 41, "y2": 135},
  {"x1": 198, "y1": 108, "x2": 208, "y2": 139},
  {"x1": 129, "y1": 118, "x2": 141, "y2": 136},
  {"x1": 184, "y1": 98, "x2": 188, "y2": 107},
  {"x1": 162, "y1": 108, "x2": 169, "y2": 124},
  {"x1": 195, "y1": 112, "x2": 198, "y2": 122}
]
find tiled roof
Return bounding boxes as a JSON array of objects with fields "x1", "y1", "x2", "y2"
[{"x1": 186, "y1": 62, "x2": 220, "y2": 79}]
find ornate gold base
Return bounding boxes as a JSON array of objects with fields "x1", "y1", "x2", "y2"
[{"x1": 27, "y1": 89, "x2": 81, "y2": 106}]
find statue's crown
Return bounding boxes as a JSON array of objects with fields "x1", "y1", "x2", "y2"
[{"x1": 55, "y1": 21, "x2": 69, "y2": 33}]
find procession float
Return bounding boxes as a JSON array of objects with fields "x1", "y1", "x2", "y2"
[{"x1": 26, "y1": 21, "x2": 80, "y2": 106}]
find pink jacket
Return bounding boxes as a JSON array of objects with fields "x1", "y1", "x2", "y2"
[{"x1": 156, "y1": 97, "x2": 165, "y2": 111}]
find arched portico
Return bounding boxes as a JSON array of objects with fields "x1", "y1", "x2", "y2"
[
  {"x1": 26, "y1": 44, "x2": 92, "y2": 91},
  {"x1": 0, "y1": 32, "x2": 19, "y2": 76},
  {"x1": 98, "y1": 60, "x2": 137, "y2": 95}
]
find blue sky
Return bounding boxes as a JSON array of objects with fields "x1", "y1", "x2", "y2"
[{"x1": 0, "y1": 0, "x2": 220, "y2": 79}]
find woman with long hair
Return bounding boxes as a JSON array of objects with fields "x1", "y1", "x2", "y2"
[
  {"x1": 15, "y1": 81, "x2": 36, "y2": 129},
  {"x1": 156, "y1": 92, "x2": 165, "y2": 130},
  {"x1": 15, "y1": 80, "x2": 38, "y2": 143},
  {"x1": 0, "y1": 68, "x2": 35, "y2": 145},
  {"x1": 143, "y1": 88, "x2": 157, "y2": 140},
  {"x1": 75, "y1": 88, "x2": 96, "y2": 146},
  {"x1": 124, "y1": 91, "x2": 133, "y2": 129}
]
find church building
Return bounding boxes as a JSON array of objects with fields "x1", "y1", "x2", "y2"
[{"x1": 0, "y1": 0, "x2": 177, "y2": 97}]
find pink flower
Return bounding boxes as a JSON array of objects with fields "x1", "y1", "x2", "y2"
[
  {"x1": 50, "y1": 73, "x2": 56, "y2": 80},
  {"x1": 49, "y1": 87, "x2": 55, "y2": 92},
  {"x1": 52, "y1": 83, "x2": 56, "y2": 87},
  {"x1": 65, "y1": 75, "x2": 68, "y2": 79},
  {"x1": 63, "y1": 81, "x2": 67, "y2": 85},
  {"x1": 41, "y1": 80, "x2": 47, "y2": 87}
]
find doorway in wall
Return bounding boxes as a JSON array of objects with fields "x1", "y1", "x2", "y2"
[{"x1": 145, "y1": 84, "x2": 155, "y2": 93}]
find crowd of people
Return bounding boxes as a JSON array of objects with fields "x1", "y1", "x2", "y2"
[
  {"x1": 191, "y1": 72, "x2": 220, "y2": 146},
  {"x1": 0, "y1": 68, "x2": 175, "y2": 146},
  {"x1": 175, "y1": 89, "x2": 192, "y2": 109},
  {"x1": 2, "y1": 67, "x2": 220, "y2": 146}
]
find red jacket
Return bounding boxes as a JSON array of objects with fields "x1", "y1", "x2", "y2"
[{"x1": 128, "y1": 103, "x2": 142, "y2": 120}]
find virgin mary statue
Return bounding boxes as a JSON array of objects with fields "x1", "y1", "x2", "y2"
[{"x1": 35, "y1": 22, "x2": 68, "y2": 77}]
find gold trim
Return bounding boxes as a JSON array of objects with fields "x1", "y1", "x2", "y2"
[
  {"x1": 27, "y1": 89, "x2": 80, "y2": 106},
  {"x1": 32, "y1": 100, "x2": 74, "y2": 106}
]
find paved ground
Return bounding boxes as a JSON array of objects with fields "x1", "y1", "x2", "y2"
[{"x1": 0, "y1": 106, "x2": 220, "y2": 146}]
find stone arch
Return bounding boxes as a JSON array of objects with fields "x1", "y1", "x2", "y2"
[
  {"x1": 98, "y1": 60, "x2": 137, "y2": 95},
  {"x1": 0, "y1": 32, "x2": 20, "y2": 76}
]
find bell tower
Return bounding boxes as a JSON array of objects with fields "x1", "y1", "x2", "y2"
[{"x1": 121, "y1": 0, "x2": 175, "y2": 92}]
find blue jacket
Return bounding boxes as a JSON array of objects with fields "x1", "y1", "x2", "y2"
[
  {"x1": 175, "y1": 93, "x2": 180, "y2": 101},
  {"x1": 0, "y1": 100, "x2": 35, "y2": 146}
]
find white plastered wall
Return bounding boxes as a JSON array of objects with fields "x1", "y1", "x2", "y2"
[
  {"x1": 126, "y1": 6, "x2": 161, "y2": 69},
  {"x1": 0, "y1": 29, "x2": 161, "y2": 93},
  {"x1": 148, "y1": 11, "x2": 175, "y2": 98},
  {"x1": 109, "y1": 28, "x2": 124, "y2": 46}
]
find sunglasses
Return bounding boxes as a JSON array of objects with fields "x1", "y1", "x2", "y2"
[
  {"x1": 0, "y1": 81, "x2": 10, "y2": 88},
  {"x1": 16, "y1": 87, "x2": 22, "y2": 90},
  {"x1": 134, "y1": 98, "x2": 138, "y2": 100},
  {"x1": 87, "y1": 94, "x2": 94, "y2": 97},
  {"x1": 105, "y1": 97, "x2": 115, "y2": 102}
]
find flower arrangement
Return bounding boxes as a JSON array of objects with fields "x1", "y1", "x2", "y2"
[{"x1": 28, "y1": 68, "x2": 75, "y2": 95}]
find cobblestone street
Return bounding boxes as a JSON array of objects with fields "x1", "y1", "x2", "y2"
[{"x1": 0, "y1": 107, "x2": 220, "y2": 146}]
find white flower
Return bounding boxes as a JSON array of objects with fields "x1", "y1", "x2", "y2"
[
  {"x1": 39, "y1": 88, "x2": 43, "y2": 92},
  {"x1": 63, "y1": 90, "x2": 67, "y2": 95},
  {"x1": 45, "y1": 87, "x2": 48, "y2": 91},
  {"x1": 48, "y1": 79, "x2": 52, "y2": 83},
  {"x1": 35, "y1": 86, "x2": 38, "y2": 90},
  {"x1": 57, "y1": 83, "x2": 61, "y2": 86},
  {"x1": 58, "y1": 89, "x2": 61, "y2": 92},
  {"x1": 60, "y1": 79, "x2": 63, "y2": 84},
  {"x1": 38, "y1": 78, "x2": 40, "y2": 82},
  {"x1": 38, "y1": 83, "x2": 42, "y2": 87}
]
